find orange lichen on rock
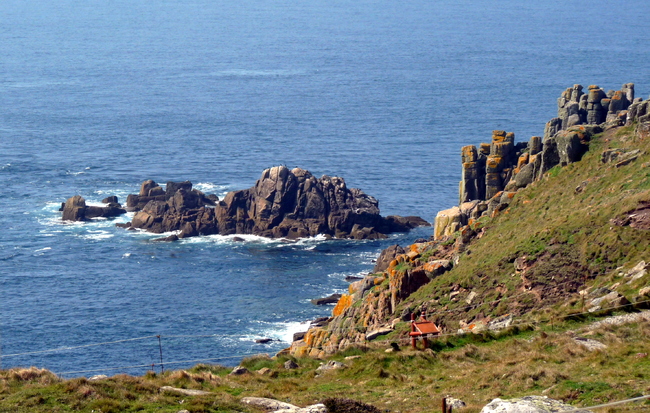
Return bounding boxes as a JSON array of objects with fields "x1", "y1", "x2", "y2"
[
  {"x1": 374, "y1": 277, "x2": 385, "y2": 285},
  {"x1": 406, "y1": 250, "x2": 419, "y2": 260},
  {"x1": 518, "y1": 153, "x2": 530, "y2": 168},
  {"x1": 423, "y1": 261, "x2": 445, "y2": 273},
  {"x1": 486, "y1": 156, "x2": 503, "y2": 171},
  {"x1": 410, "y1": 243, "x2": 424, "y2": 253},
  {"x1": 333, "y1": 294, "x2": 353, "y2": 317}
]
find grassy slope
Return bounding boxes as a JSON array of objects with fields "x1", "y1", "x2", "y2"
[
  {"x1": 399, "y1": 124, "x2": 650, "y2": 329},
  {"x1": 1, "y1": 125, "x2": 650, "y2": 413}
]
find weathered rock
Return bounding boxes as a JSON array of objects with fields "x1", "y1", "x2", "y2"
[
  {"x1": 459, "y1": 145, "x2": 486, "y2": 203},
  {"x1": 365, "y1": 326, "x2": 393, "y2": 341},
  {"x1": 588, "y1": 291, "x2": 630, "y2": 312},
  {"x1": 101, "y1": 196, "x2": 118, "y2": 204},
  {"x1": 122, "y1": 168, "x2": 424, "y2": 240},
  {"x1": 573, "y1": 337, "x2": 607, "y2": 351},
  {"x1": 284, "y1": 360, "x2": 299, "y2": 370},
  {"x1": 62, "y1": 195, "x2": 87, "y2": 221},
  {"x1": 241, "y1": 397, "x2": 300, "y2": 411},
  {"x1": 61, "y1": 195, "x2": 126, "y2": 221},
  {"x1": 229, "y1": 366, "x2": 249, "y2": 375},
  {"x1": 311, "y1": 294, "x2": 342, "y2": 305},
  {"x1": 544, "y1": 118, "x2": 562, "y2": 141},
  {"x1": 293, "y1": 331, "x2": 306, "y2": 342},
  {"x1": 315, "y1": 360, "x2": 346, "y2": 373},
  {"x1": 480, "y1": 396, "x2": 593, "y2": 413},
  {"x1": 627, "y1": 261, "x2": 648, "y2": 279},
  {"x1": 372, "y1": 244, "x2": 406, "y2": 273},
  {"x1": 159, "y1": 386, "x2": 211, "y2": 396},
  {"x1": 434, "y1": 206, "x2": 465, "y2": 240},
  {"x1": 587, "y1": 85, "x2": 607, "y2": 124},
  {"x1": 446, "y1": 397, "x2": 467, "y2": 410}
]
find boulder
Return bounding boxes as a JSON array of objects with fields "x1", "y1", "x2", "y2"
[
  {"x1": 446, "y1": 397, "x2": 467, "y2": 410},
  {"x1": 365, "y1": 326, "x2": 393, "y2": 341},
  {"x1": 159, "y1": 386, "x2": 211, "y2": 396},
  {"x1": 311, "y1": 294, "x2": 342, "y2": 305},
  {"x1": 315, "y1": 360, "x2": 346, "y2": 373},
  {"x1": 62, "y1": 195, "x2": 87, "y2": 221},
  {"x1": 434, "y1": 206, "x2": 465, "y2": 240},
  {"x1": 284, "y1": 360, "x2": 299, "y2": 370},
  {"x1": 229, "y1": 366, "x2": 249, "y2": 375},
  {"x1": 373, "y1": 244, "x2": 406, "y2": 273},
  {"x1": 481, "y1": 396, "x2": 593, "y2": 413},
  {"x1": 241, "y1": 397, "x2": 299, "y2": 411},
  {"x1": 62, "y1": 195, "x2": 126, "y2": 221},
  {"x1": 573, "y1": 337, "x2": 607, "y2": 351}
]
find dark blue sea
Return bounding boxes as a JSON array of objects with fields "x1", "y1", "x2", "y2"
[{"x1": 1, "y1": 0, "x2": 649, "y2": 377}]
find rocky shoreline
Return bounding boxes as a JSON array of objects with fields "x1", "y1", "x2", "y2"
[{"x1": 61, "y1": 166, "x2": 428, "y2": 241}]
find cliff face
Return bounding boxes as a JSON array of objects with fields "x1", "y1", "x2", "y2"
[{"x1": 289, "y1": 83, "x2": 650, "y2": 358}]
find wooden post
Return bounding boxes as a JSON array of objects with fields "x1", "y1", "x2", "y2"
[
  {"x1": 441, "y1": 398, "x2": 447, "y2": 413},
  {"x1": 411, "y1": 313, "x2": 417, "y2": 349}
]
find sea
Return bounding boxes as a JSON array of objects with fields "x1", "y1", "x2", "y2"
[{"x1": 1, "y1": 0, "x2": 649, "y2": 377}]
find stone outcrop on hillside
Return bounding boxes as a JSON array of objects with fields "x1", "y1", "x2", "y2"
[
  {"x1": 289, "y1": 241, "x2": 455, "y2": 358},
  {"x1": 63, "y1": 166, "x2": 427, "y2": 240},
  {"x1": 448, "y1": 82, "x2": 647, "y2": 241}
]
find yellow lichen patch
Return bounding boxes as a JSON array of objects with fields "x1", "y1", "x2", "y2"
[
  {"x1": 333, "y1": 294, "x2": 353, "y2": 317},
  {"x1": 348, "y1": 279, "x2": 363, "y2": 294},
  {"x1": 388, "y1": 259, "x2": 398, "y2": 268}
]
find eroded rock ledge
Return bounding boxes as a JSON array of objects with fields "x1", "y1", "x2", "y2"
[{"x1": 61, "y1": 166, "x2": 428, "y2": 240}]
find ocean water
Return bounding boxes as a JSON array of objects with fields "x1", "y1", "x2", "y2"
[{"x1": 1, "y1": 0, "x2": 649, "y2": 376}]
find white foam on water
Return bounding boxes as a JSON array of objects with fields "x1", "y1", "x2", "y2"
[
  {"x1": 209, "y1": 69, "x2": 304, "y2": 78},
  {"x1": 194, "y1": 182, "x2": 231, "y2": 197},
  {"x1": 239, "y1": 320, "x2": 311, "y2": 344},
  {"x1": 122, "y1": 253, "x2": 132, "y2": 258},
  {"x1": 181, "y1": 233, "x2": 277, "y2": 245},
  {"x1": 34, "y1": 247, "x2": 51, "y2": 253},
  {"x1": 80, "y1": 230, "x2": 113, "y2": 240},
  {"x1": 327, "y1": 271, "x2": 368, "y2": 281}
]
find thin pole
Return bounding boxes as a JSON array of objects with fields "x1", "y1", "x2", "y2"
[{"x1": 157, "y1": 335, "x2": 164, "y2": 373}]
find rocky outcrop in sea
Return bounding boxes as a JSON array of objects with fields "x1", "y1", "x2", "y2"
[{"x1": 61, "y1": 166, "x2": 428, "y2": 240}]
